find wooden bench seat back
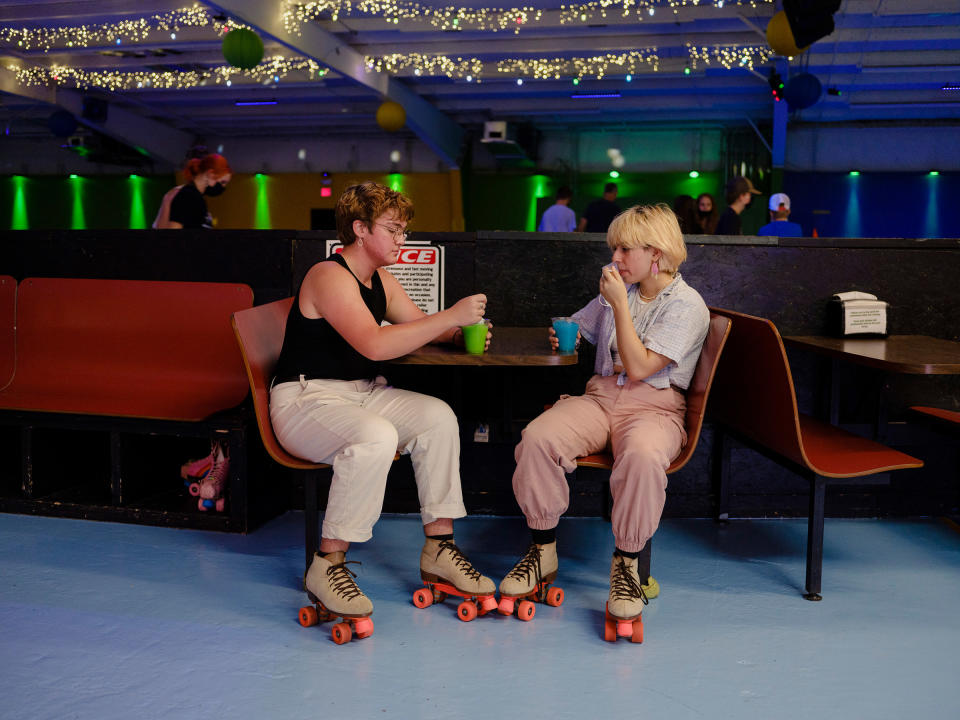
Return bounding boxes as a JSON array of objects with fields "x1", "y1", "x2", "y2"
[
  {"x1": 0, "y1": 276, "x2": 14, "y2": 391},
  {"x1": 709, "y1": 307, "x2": 922, "y2": 478},
  {"x1": 232, "y1": 298, "x2": 327, "y2": 471},
  {"x1": 576, "y1": 312, "x2": 731, "y2": 473},
  {"x1": 0, "y1": 277, "x2": 253, "y2": 420},
  {"x1": 707, "y1": 307, "x2": 807, "y2": 469},
  {"x1": 909, "y1": 405, "x2": 960, "y2": 427}
]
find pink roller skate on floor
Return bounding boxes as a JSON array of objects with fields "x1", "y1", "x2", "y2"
[{"x1": 187, "y1": 440, "x2": 228, "y2": 512}]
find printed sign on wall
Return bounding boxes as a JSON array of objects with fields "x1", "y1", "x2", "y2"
[{"x1": 325, "y1": 240, "x2": 445, "y2": 314}]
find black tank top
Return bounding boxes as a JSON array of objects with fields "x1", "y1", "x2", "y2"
[{"x1": 273, "y1": 253, "x2": 386, "y2": 383}]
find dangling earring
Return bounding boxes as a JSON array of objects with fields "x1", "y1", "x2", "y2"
[
  {"x1": 357, "y1": 238, "x2": 364, "y2": 248},
  {"x1": 651, "y1": 260, "x2": 659, "y2": 277}
]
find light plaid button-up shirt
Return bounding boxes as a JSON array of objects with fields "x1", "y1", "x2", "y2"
[{"x1": 572, "y1": 272, "x2": 709, "y2": 390}]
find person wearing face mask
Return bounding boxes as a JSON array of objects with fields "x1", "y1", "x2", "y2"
[
  {"x1": 161, "y1": 153, "x2": 232, "y2": 229},
  {"x1": 693, "y1": 192, "x2": 718, "y2": 235},
  {"x1": 715, "y1": 176, "x2": 761, "y2": 235},
  {"x1": 499, "y1": 204, "x2": 709, "y2": 639}
]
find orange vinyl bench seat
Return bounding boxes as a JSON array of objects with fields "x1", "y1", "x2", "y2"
[
  {"x1": 0, "y1": 277, "x2": 255, "y2": 531},
  {"x1": 0, "y1": 277, "x2": 253, "y2": 420},
  {"x1": 707, "y1": 307, "x2": 923, "y2": 600},
  {"x1": 909, "y1": 405, "x2": 960, "y2": 428},
  {"x1": 0, "y1": 275, "x2": 14, "y2": 392}
]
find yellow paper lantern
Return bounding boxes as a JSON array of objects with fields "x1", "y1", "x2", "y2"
[
  {"x1": 376, "y1": 101, "x2": 406, "y2": 132},
  {"x1": 766, "y1": 10, "x2": 809, "y2": 57}
]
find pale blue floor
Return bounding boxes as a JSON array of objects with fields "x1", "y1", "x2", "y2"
[{"x1": 2, "y1": 512, "x2": 959, "y2": 720}]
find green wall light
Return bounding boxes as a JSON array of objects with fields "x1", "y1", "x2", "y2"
[
  {"x1": 849, "y1": 171, "x2": 860, "y2": 176},
  {"x1": 609, "y1": 170, "x2": 620, "y2": 179},
  {"x1": 127, "y1": 174, "x2": 147, "y2": 229},
  {"x1": 688, "y1": 170, "x2": 700, "y2": 178},
  {"x1": 71, "y1": 174, "x2": 86, "y2": 229},
  {"x1": 11, "y1": 175, "x2": 29, "y2": 229},
  {"x1": 387, "y1": 173, "x2": 404, "y2": 193},
  {"x1": 254, "y1": 172, "x2": 272, "y2": 229}
]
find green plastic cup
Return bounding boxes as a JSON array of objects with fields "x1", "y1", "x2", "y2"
[{"x1": 461, "y1": 322, "x2": 488, "y2": 354}]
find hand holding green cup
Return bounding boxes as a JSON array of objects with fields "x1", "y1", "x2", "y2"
[{"x1": 461, "y1": 321, "x2": 489, "y2": 354}]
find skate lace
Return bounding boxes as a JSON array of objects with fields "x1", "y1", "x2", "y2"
[
  {"x1": 505, "y1": 544, "x2": 543, "y2": 587},
  {"x1": 610, "y1": 557, "x2": 648, "y2": 606},
  {"x1": 327, "y1": 561, "x2": 366, "y2": 601},
  {"x1": 435, "y1": 540, "x2": 482, "y2": 582}
]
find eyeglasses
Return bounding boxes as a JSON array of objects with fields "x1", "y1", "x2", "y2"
[{"x1": 375, "y1": 223, "x2": 408, "y2": 241}]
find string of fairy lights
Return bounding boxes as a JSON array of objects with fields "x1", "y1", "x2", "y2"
[
  {"x1": 0, "y1": 2, "x2": 775, "y2": 88},
  {"x1": 282, "y1": 0, "x2": 772, "y2": 34}
]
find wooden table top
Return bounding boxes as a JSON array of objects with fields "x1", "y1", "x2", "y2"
[
  {"x1": 783, "y1": 334, "x2": 960, "y2": 375},
  {"x1": 390, "y1": 326, "x2": 577, "y2": 367}
]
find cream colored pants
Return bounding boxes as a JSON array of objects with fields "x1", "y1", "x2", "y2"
[
  {"x1": 270, "y1": 376, "x2": 466, "y2": 543},
  {"x1": 512, "y1": 374, "x2": 687, "y2": 552}
]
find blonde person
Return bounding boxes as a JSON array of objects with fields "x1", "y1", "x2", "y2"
[
  {"x1": 270, "y1": 181, "x2": 495, "y2": 624},
  {"x1": 499, "y1": 204, "x2": 709, "y2": 633}
]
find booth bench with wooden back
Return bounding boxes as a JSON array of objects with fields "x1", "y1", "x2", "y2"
[
  {"x1": 0, "y1": 277, "x2": 254, "y2": 530},
  {"x1": 707, "y1": 307, "x2": 923, "y2": 600}
]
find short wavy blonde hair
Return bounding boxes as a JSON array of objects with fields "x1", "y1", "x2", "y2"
[
  {"x1": 606, "y1": 203, "x2": 687, "y2": 274},
  {"x1": 336, "y1": 181, "x2": 414, "y2": 246}
]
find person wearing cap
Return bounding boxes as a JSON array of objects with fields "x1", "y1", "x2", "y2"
[
  {"x1": 715, "y1": 176, "x2": 761, "y2": 235},
  {"x1": 757, "y1": 193, "x2": 803, "y2": 237}
]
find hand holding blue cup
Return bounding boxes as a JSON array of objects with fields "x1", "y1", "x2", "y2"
[{"x1": 551, "y1": 316, "x2": 579, "y2": 354}]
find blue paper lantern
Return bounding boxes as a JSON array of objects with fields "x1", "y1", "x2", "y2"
[
  {"x1": 48, "y1": 110, "x2": 78, "y2": 137},
  {"x1": 783, "y1": 72, "x2": 822, "y2": 111}
]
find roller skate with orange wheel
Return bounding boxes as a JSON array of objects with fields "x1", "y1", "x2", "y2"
[
  {"x1": 193, "y1": 441, "x2": 228, "y2": 512},
  {"x1": 497, "y1": 542, "x2": 563, "y2": 622},
  {"x1": 602, "y1": 552, "x2": 648, "y2": 643},
  {"x1": 413, "y1": 537, "x2": 497, "y2": 621},
  {"x1": 297, "y1": 551, "x2": 374, "y2": 645}
]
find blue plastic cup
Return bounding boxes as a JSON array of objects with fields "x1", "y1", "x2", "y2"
[{"x1": 552, "y1": 317, "x2": 579, "y2": 354}]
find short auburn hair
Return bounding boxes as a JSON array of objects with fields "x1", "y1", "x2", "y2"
[
  {"x1": 336, "y1": 181, "x2": 414, "y2": 246},
  {"x1": 184, "y1": 153, "x2": 231, "y2": 181}
]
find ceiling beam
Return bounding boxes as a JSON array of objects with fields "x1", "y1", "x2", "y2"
[
  {"x1": 2, "y1": 55, "x2": 196, "y2": 165},
  {"x1": 200, "y1": 0, "x2": 465, "y2": 168}
]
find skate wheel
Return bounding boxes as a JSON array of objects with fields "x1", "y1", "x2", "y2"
[
  {"x1": 603, "y1": 619, "x2": 617, "y2": 642},
  {"x1": 215, "y1": 499, "x2": 225, "y2": 512},
  {"x1": 497, "y1": 597, "x2": 515, "y2": 616},
  {"x1": 198, "y1": 499, "x2": 209, "y2": 511},
  {"x1": 298, "y1": 605, "x2": 319, "y2": 627},
  {"x1": 457, "y1": 601, "x2": 478, "y2": 622},
  {"x1": 353, "y1": 617, "x2": 374, "y2": 639},
  {"x1": 478, "y1": 596, "x2": 498, "y2": 615},
  {"x1": 517, "y1": 600, "x2": 536, "y2": 621},
  {"x1": 617, "y1": 621, "x2": 633, "y2": 638},
  {"x1": 412, "y1": 588, "x2": 433, "y2": 609},
  {"x1": 331, "y1": 622, "x2": 352, "y2": 645},
  {"x1": 630, "y1": 619, "x2": 644, "y2": 644},
  {"x1": 188, "y1": 482, "x2": 201, "y2": 497},
  {"x1": 545, "y1": 587, "x2": 564, "y2": 607}
]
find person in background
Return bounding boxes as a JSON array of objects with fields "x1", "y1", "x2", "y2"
[
  {"x1": 757, "y1": 192, "x2": 803, "y2": 237},
  {"x1": 671, "y1": 195, "x2": 697, "y2": 234},
  {"x1": 499, "y1": 204, "x2": 709, "y2": 637},
  {"x1": 538, "y1": 186, "x2": 577, "y2": 232},
  {"x1": 578, "y1": 182, "x2": 621, "y2": 233},
  {"x1": 715, "y1": 176, "x2": 761, "y2": 235},
  {"x1": 161, "y1": 154, "x2": 232, "y2": 229},
  {"x1": 152, "y1": 146, "x2": 208, "y2": 229},
  {"x1": 693, "y1": 192, "x2": 719, "y2": 235},
  {"x1": 270, "y1": 181, "x2": 495, "y2": 624}
]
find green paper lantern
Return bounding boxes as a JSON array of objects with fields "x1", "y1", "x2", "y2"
[
  {"x1": 376, "y1": 101, "x2": 406, "y2": 132},
  {"x1": 222, "y1": 28, "x2": 264, "y2": 70}
]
